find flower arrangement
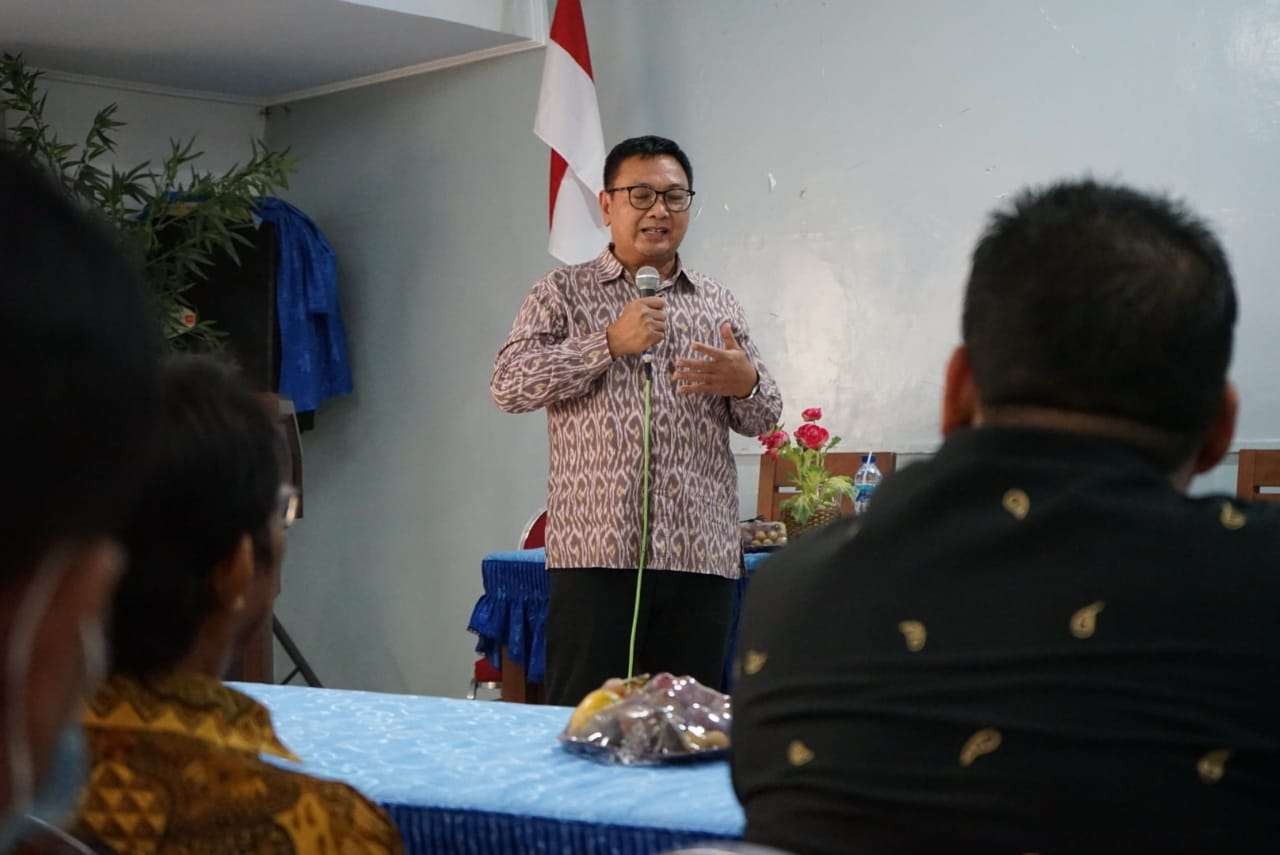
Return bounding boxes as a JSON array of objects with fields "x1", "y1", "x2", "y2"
[{"x1": 758, "y1": 407, "x2": 854, "y2": 526}]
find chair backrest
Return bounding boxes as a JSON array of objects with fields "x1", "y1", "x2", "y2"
[
  {"x1": 1236, "y1": 450, "x2": 1280, "y2": 503},
  {"x1": 518, "y1": 508, "x2": 549, "y2": 549},
  {"x1": 756, "y1": 451, "x2": 897, "y2": 520}
]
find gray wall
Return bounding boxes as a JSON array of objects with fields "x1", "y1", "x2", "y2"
[{"x1": 265, "y1": 0, "x2": 1276, "y2": 696}]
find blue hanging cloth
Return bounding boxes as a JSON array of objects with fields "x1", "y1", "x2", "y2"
[{"x1": 254, "y1": 197, "x2": 353, "y2": 412}]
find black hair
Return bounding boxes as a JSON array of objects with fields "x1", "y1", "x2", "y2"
[
  {"x1": 963, "y1": 178, "x2": 1236, "y2": 466},
  {"x1": 603, "y1": 135, "x2": 694, "y2": 190},
  {"x1": 109, "y1": 355, "x2": 285, "y2": 678},
  {"x1": 0, "y1": 148, "x2": 159, "y2": 586}
]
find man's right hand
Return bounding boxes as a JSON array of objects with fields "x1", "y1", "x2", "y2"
[{"x1": 606, "y1": 297, "x2": 667, "y2": 358}]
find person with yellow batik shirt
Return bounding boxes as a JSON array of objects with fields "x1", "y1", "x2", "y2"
[
  {"x1": 71, "y1": 357, "x2": 402, "y2": 855},
  {"x1": 78, "y1": 673, "x2": 398, "y2": 854}
]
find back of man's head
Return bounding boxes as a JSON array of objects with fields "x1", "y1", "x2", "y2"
[
  {"x1": 111, "y1": 355, "x2": 284, "y2": 680},
  {"x1": 962, "y1": 178, "x2": 1236, "y2": 466},
  {"x1": 0, "y1": 150, "x2": 159, "y2": 582}
]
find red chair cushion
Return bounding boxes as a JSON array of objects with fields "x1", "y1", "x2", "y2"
[
  {"x1": 473, "y1": 658, "x2": 502, "y2": 683},
  {"x1": 521, "y1": 510, "x2": 548, "y2": 549}
]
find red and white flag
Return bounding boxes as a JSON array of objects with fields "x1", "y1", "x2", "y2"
[{"x1": 534, "y1": 0, "x2": 609, "y2": 265}]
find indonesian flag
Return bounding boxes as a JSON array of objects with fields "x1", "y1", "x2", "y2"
[{"x1": 534, "y1": 0, "x2": 609, "y2": 265}]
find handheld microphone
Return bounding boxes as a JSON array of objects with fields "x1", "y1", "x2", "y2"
[
  {"x1": 636, "y1": 266, "x2": 660, "y2": 376},
  {"x1": 636, "y1": 265, "x2": 660, "y2": 298}
]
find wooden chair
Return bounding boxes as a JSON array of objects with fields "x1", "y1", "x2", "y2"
[
  {"x1": 756, "y1": 451, "x2": 897, "y2": 520},
  {"x1": 1236, "y1": 450, "x2": 1280, "y2": 503}
]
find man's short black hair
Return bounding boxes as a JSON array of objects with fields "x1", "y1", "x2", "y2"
[
  {"x1": 963, "y1": 178, "x2": 1236, "y2": 465},
  {"x1": 603, "y1": 135, "x2": 694, "y2": 190},
  {"x1": 109, "y1": 355, "x2": 285, "y2": 678},
  {"x1": 0, "y1": 148, "x2": 159, "y2": 585}
]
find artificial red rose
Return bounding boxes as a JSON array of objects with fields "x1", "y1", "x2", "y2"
[
  {"x1": 801, "y1": 407, "x2": 823, "y2": 422},
  {"x1": 793, "y1": 423, "x2": 830, "y2": 450},
  {"x1": 757, "y1": 429, "x2": 787, "y2": 449},
  {"x1": 757, "y1": 429, "x2": 789, "y2": 459}
]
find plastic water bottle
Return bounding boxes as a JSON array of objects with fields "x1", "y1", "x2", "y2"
[{"x1": 853, "y1": 454, "x2": 882, "y2": 515}]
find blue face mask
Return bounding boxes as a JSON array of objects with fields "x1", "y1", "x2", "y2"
[{"x1": 0, "y1": 724, "x2": 88, "y2": 853}]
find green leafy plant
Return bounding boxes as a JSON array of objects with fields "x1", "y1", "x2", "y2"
[
  {"x1": 1, "y1": 52, "x2": 295, "y2": 348},
  {"x1": 758, "y1": 406, "x2": 855, "y2": 524}
]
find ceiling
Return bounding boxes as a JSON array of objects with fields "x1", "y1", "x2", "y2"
[{"x1": 1, "y1": 0, "x2": 546, "y2": 105}]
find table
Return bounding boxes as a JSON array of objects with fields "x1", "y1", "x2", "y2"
[
  {"x1": 467, "y1": 549, "x2": 772, "y2": 700},
  {"x1": 234, "y1": 682, "x2": 744, "y2": 854}
]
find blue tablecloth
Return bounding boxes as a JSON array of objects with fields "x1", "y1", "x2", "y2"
[
  {"x1": 467, "y1": 549, "x2": 772, "y2": 687},
  {"x1": 234, "y1": 682, "x2": 744, "y2": 854}
]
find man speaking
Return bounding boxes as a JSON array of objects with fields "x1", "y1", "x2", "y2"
[{"x1": 492, "y1": 136, "x2": 782, "y2": 706}]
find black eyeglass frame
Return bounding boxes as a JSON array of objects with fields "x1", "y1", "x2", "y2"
[{"x1": 605, "y1": 184, "x2": 697, "y2": 212}]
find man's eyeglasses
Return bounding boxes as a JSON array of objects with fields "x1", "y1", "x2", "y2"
[
  {"x1": 606, "y1": 184, "x2": 696, "y2": 212},
  {"x1": 277, "y1": 484, "x2": 300, "y2": 529}
]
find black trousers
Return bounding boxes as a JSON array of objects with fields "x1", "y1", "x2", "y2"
[{"x1": 545, "y1": 566, "x2": 736, "y2": 707}]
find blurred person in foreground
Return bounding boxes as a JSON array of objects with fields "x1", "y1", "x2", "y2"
[
  {"x1": 732, "y1": 179, "x2": 1279, "y2": 853},
  {"x1": 0, "y1": 149, "x2": 159, "y2": 852},
  {"x1": 70, "y1": 356, "x2": 402, "y2": 854}
]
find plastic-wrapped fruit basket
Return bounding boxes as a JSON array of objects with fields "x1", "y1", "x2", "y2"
[
  {"x1": 559, "y1": 673, "x2": 731, "y2": 765},
  {"x1": 740, "y1": 518, "x2": 787, "y2": 552}
]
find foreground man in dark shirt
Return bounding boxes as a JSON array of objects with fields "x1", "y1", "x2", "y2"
[{"x1": 732, "y1": 179, "x2": 1278, "y2": 854}]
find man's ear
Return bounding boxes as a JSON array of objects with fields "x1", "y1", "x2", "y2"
[
  {"x1": 11, "y1": 539, "x2": 123, "y2": 793},
  {"x1": 599, "y1": 189, "x2": 613, "y2": 226},
  {"x1": 1192, "y1": 382, "x2": 1238, "y2": 474},
  {"x1": 941, "y1": 345, "x2": 979, "y2": 436},
  {"x1": 210, "y1": 534, "x2": 255, "y2": 615}
]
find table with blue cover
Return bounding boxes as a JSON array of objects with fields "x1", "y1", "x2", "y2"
[
  {"x1": 467, "y1": 548, "x2": 771, "y2": 694},
  {"x1": 235, "y1": 682, "x2": 744, "y2": 854}
]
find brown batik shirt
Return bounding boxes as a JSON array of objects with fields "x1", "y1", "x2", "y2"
[
  {"x1": 492, "y1": 248, "x2": 782, "y2": 579},
  {"x1": 75, "y1": 673, "x2": 402, "y2": 854}
]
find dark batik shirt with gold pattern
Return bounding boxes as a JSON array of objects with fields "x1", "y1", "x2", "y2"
[
  {"x1": 74, "y1": 674, "x2": 403, "y2": 854},
  {"x1": 733, "y1": 427, "x2": 1280, "y2": 854}
]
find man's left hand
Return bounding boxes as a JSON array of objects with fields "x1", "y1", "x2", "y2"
[{"x1": 674, "y1": 322, "x2": 759, "y2": 398}]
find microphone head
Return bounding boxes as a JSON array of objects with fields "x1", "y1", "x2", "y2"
[{"x1": 636, "y1": 266, "x2": 660, "y2": 297}]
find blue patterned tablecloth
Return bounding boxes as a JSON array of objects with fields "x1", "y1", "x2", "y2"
[
  {"x1": 234, "y1": 683, "x2": 745, "y2": 854},
  {"x1": 467, "y1": 549, "x2": 772, "y2": 687}
]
